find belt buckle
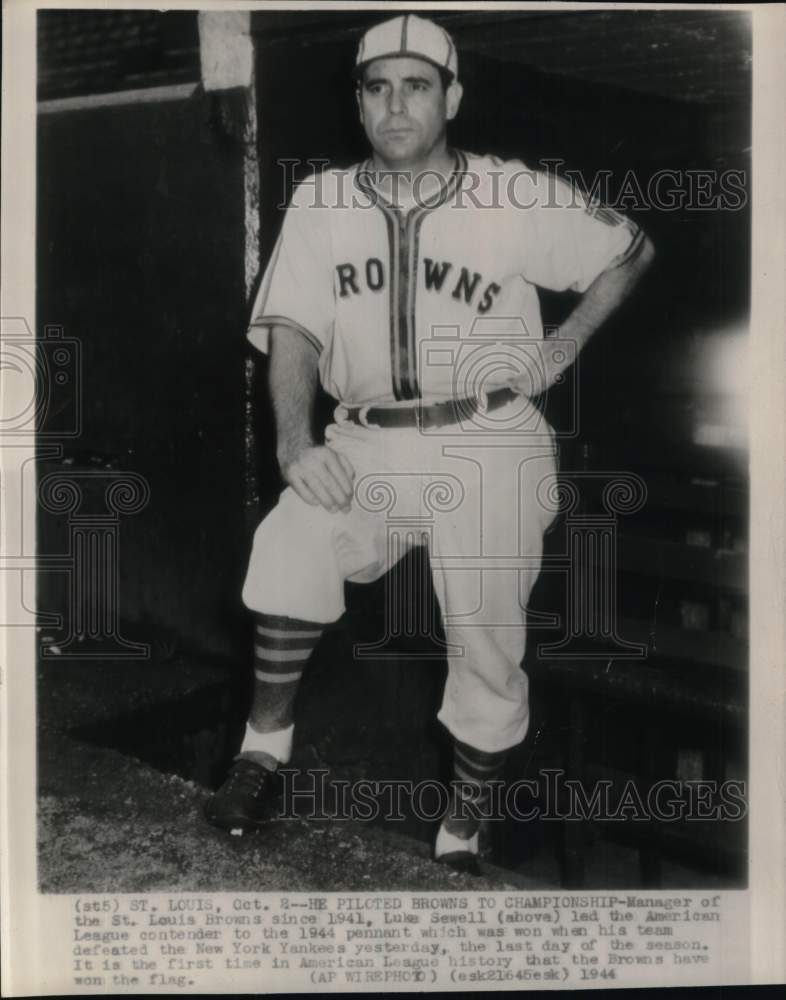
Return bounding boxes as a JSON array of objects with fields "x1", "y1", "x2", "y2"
[{"x1": 357, "y1": 405, "x2": 384, "y2": 429}]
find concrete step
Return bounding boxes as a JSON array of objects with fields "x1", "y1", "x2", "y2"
[
  {"x1": 39, "y1": 730, "x2": 548, "y2": 893},
  {"x1": 38, "y1": 657, "x2": 553, "y2": 893}
]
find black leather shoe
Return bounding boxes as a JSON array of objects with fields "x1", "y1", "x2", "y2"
[
  {"x1": 203, "y1": 757, "x2": 277, "y2": 834},
  {"x1": 435, "y1": 850, "x2": 482, "y2": 877}
]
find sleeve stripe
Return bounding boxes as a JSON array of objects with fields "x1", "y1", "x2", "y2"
[
  {"x1": 607, "y1": 228, "x2": 646, "y2": 270},
  {"x1": 594, "y1": 206, "x2": 623, "y2": 226},
  {"x1": 248, "y1": 315, "x2": 323, "y2": 354}
]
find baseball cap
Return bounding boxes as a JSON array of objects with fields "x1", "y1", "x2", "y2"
[{"x1": 354, "y1": 14, "x2": 458, "y2": 82}]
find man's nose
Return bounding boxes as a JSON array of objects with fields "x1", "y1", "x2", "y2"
[{"x1": 387, "y1": 86, "x2": 405, "y2": 115}]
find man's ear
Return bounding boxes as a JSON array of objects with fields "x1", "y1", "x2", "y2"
[{"x1": 446, "y1": 80, "x2": 463, "y2": 121}]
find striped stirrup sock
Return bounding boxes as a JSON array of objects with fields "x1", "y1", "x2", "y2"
[
  {"x1": 247, "y1": 613, "x2": 324, "y2": 737},
  {"x1": 444, "y1": 738, "x2": 508, "y2": 839}
]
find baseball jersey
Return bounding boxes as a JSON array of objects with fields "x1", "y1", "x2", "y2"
[{"x1": 248, "y1": 151, "x2": 642, "y2": 406}]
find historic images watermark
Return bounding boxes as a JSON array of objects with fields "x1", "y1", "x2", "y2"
[
  {"x1": 0, "y1": 316, "x2": 151, "y2": 658},
  {"x1": 273, "y1": 769, "x2": 747, "y2": 825},
  {"x1": 336, "y1": 312, "x2": 649, "y2": 662},
  {"x1": 1, "y1": 320, "x2": 82, "y2": 439},
  {"x1": 276, "y1": 159, "x2": 747, "y2": 214}
]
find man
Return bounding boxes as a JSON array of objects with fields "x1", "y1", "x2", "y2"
[{"x1": 205, "y1": 13, "x2": 654, "y2": 873}]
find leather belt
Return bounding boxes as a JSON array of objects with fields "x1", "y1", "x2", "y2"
[{"x1": 343, "y1": 386, "x2": 518, "y2": 430}]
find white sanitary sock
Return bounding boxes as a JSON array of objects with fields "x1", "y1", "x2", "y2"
[
  {"x1": 239, "y1": 722, "x2": 294, "y2": 764},
  {"x1": 435, "y1": 823, "x2": 479, "y2": 858}
]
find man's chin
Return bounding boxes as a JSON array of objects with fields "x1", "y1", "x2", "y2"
[
  {"x1": 374, "y1": 138, "x2": 422, "y2": 162},
  {"x1": 376, "y1": 154, "x2": 424, "y2": 173}
]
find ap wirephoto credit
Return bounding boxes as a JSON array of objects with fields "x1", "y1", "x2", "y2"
[{"x1": 1, "y1": 2, "x2": 784, "y2": 996}]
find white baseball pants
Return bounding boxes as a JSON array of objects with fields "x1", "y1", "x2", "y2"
[{"x1": 242, "y1": 404, "x2": 557, "y2": 753}]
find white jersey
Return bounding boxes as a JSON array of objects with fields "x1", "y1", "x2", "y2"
[{"x1": 248, "y1": 151, "x2": 642, "y2": 406}]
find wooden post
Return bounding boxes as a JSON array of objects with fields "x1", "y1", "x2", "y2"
[{"x1": 198, "y1": 12, "x2": 260, "y2": 528}]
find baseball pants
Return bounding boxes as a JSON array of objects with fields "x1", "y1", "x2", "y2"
[{"x1": 242, "y1": 402, "x2": 557, "y2": 754}]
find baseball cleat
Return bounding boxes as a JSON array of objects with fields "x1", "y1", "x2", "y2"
[
  {"x1": 203, "y1": 757, "x2": 277, "y2": 833},
  {"x1": 435, "y1": 851, "x2": 482, "y2": 877}
]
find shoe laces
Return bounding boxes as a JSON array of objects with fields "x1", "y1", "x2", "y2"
[{"x1": 225, "y1": 760, "x2": 272, "y2": 799}]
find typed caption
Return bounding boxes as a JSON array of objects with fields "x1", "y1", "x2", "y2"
[{"x1": 65, "y1": 890, "x2": 748, "y2": 992}]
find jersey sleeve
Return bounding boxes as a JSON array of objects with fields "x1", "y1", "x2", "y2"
[
  {"x1": 247, "y1": 180, "x2": 334, "y2": 355},
  {"x1": 513, "y1": 168, "x2": 643, "y2": 294}
]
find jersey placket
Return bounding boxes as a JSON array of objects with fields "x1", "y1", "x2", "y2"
[
  {"x1": 397, "y1": 207, "x2": 419, "y2": 400},
  {"x1": 355, "y1": 152, "x2": 466, "y2": 403}
]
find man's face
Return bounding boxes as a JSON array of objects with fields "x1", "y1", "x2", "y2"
[{"x1": 357, "y1": 57, "x2": 462, "y2": 168}]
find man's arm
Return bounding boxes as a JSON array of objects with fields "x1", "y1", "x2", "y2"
[
  {"x1": 524, "y1": 235, "x2": 656, "y2": 395},
  {"x1": 269, "y1": 325, "x2": 354, "y2": 513}
]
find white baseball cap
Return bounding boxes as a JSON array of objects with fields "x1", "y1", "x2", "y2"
[{"x1": 354, "y1": 14, "x2": 458, "y2": 82}]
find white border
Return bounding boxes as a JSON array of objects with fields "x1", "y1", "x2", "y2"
[
  {"x1": 2, "y1": 1, "x2": 785, "y2": 993},
  {"x1": 748, "y1": 1, "x2": 786, "y2": 985}
]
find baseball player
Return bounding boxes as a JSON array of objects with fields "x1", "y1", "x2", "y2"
[{"x1": 205, "y1": 14, "x2": 654, "y2": 873}]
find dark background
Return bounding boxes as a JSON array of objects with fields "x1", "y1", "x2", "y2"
[{"x1": 36, "y1": 9, "x2": 750, "y2": 885}]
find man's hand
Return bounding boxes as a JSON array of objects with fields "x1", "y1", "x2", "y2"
[
  {"x1": 504, "y1": 347, "x2": 563, "y2": 401},
  {"x1": 279, "y1": 445, "x2": 356, "y2": 514}
]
